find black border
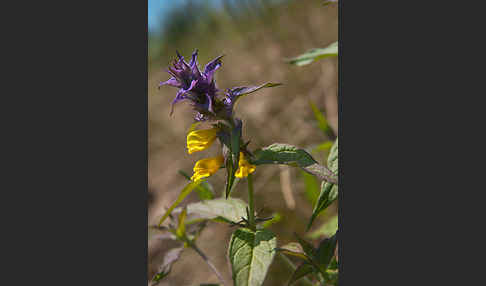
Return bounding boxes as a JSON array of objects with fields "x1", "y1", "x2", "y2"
[
  {"x1": 7, "y1": 0, "x2": 476, "y2": 284},
  {"x1": 5, "y1": 1, "x2": 149, "y2": 284}
]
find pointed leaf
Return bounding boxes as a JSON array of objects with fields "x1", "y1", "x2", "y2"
[
  {"x1": 262, "y1": 212, "x2": 282, "y2": 228},
  {"x1": 288, "y1": 263, "x2": 315, "y2": 286},
  {"x1": 294, "y1": 233, "x2": 317, "y2": 258},
  {"x1": 308, "y1": 181, "x2": 338, "y2": 230},
  {"x1": 251, "y1": 143, "x2": 337, "y2": 184},
  {"x1": 308, "y1": 139, "x2": 338, "y2": 229},
  {"x1": 229, "y1": 228, "x2": 277, "y2": 286},
  {"x1": 316, "y1": 232, "x2": 338, "y2": 270},
  {"x1": 327, "y1": 138, "x2": 338, "y2": 174},
  {"x1": 275, "y1": 242, "x2": 309, "y2": 261},
  {"x1": 228, "y1": 82, "x2": 282, "y2": 100},
  {"x1": 226, "y1": 121, "x2": 242, "y2": 198},
  {"x1": 158, "y1": 181, "x2": 201, "y2": 227},
  {"x1": 287, "y1": 42, "x2": 338, "y2": 66},
  {"x1": 328, "y1": 256, "x2": 338, "y2": 270},
  {"x1": 152, "y1": 247, "x2": 184, "y2": 283}
]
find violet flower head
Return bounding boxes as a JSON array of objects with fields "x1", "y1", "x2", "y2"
[{"x1": 159, "y1": 50, "x2": 224, "y2": 121}]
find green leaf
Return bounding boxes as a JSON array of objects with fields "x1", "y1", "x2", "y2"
[
  {"x1": 308, "y1": 182, "x2": 338, "y2": 230},
  {"x1": 315, "y1": 232, "x2": 338, "y2": 270},
  {"x1": 152, "y1": 247, "x2": 184, "y2": 283},
  {"x1": 173, "y1": 197, "x2": 248, "y2": 224},
  {"x1": 324, "y1": 256, "x2": 339, "y2": 284},
  {"x1": 308, "y1": 215, "x2": 338, "y2": 239},
  {"x1": 175, "y1": 208, "x2": 187, "y2": 238},
  {"x1": 262, "y1": 212, "x2": 282, "y2": 228},
  {"x1": 308, "y1": 139, "x2": 338, "y2": 230},
  {"x1": 251, "y1": 143, "x2": 337, "y2": 184},
  {"x1": 287, "y1": 42, "x2": 338, "y2": 66},
  {"x1": 229, "y1": 228, "x2": 277, "y2": 286},
  {"x1": 327, "y1": 138, "x2": 338, "y2": 174},
  {"x1": 309, "y1": 101, "x2": 330, "y2": 134},
  {"x1": 226, "y1": 121, "x2": 242, "y2": 198},
  {"x1": 158, "y1": 181, "x2": 201, "y2": 227},
  {"x1": 294, "y1": 233, "x2": 317, "y2": 258},
  {"x1": 328, "y1": 256, "x2": 338, "y2": 270},
  {"x1": 178, "y1": 170, "x2": 214, "y2": 200},
  {"x1": 288, "y1": 263, "x2": 315, "y2": 286},
  {"x1": 275, "y1": 242, "x2": 309, "y2": 261}
]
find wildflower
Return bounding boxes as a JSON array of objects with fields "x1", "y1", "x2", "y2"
[
  {"x1": 191, "y1": 156, "x2": 224, "y2": 181},
  {"x1": 159, "y1": 50, "x2": 224, "y2": 120},
  {"x1": 186, "y1": 127, "x2": 219, "y2": 154},
  {"x1": 235, "y1": 152, "x2": 256, "y2": 178}
]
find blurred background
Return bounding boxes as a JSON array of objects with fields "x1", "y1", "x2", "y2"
[{"x1": 148, "y1": 0, "x2": 338, "y2": 285}]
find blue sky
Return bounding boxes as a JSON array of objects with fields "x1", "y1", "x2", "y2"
[
  {"x1": 148, "y1": 0, "x2": 170, "y2": 32},
  {"x1": 148, "y1": 0, "x2": 223, "y2": 32}
]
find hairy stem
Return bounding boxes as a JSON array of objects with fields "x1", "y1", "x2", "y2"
[
  {"x1": 191, "y1": 243, "x2": 227, "y2": 286},
  {"x1": 247, "y1": 173, "x2": 256, "y2": 231}
]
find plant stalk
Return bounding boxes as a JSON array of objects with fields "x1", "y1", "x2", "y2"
[
  {"x1": 247, "y1": 173, "x2": 256, "y2": 231},
  {"x1": 190, "y1": 243, "x2": 227, "y2": 286}
]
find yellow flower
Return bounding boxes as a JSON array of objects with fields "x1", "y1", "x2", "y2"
[
  {"x1": 191, "y1": 156, "x2": 224, "y2": 181},
  {"x1": 235, "y1": 152, "x2": 256, "y2": 178},
  {"x1": 186, "y1": 127, "x2": 219, "y2": 154}
]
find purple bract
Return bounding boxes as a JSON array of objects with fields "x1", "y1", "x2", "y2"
[{"x1": 159, "y1": 50, "x2": 223, "y2": 121}]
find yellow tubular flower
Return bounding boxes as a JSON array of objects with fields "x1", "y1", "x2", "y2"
[
  {"x1": 235, "y1": 152, "x2": 256, "y2": 178},
  {"x1": 186, "y1": 127, "x2": 219, "y2": 154},
  {"x1": 191, "y1": 156, "x2": 224, "y2": 181}
]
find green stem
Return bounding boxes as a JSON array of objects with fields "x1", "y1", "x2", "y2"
[{"x1": 247, "y1": 173, "x2": 256, "y2": 231}]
